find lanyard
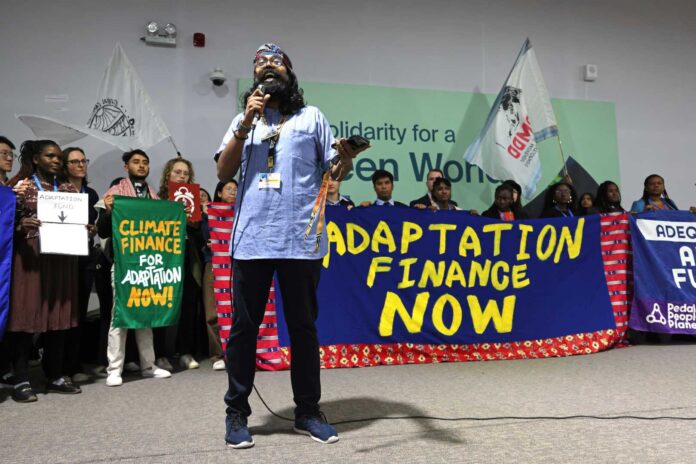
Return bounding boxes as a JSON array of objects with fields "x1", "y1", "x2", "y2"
[
  {"x1": 648, "y1": 198, "x2": 674, "y2": 211},
  {"x1": 33, "y1": 174, "x2": 58, "y2": 192},
  {"x1": 554, "y1": 205, "x2": 574, "y2": 217},
  {"x1": 261, "y1": 115, "x2": 288, "y2": 171}
]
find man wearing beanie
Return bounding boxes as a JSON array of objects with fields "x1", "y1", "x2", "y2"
[{"x1": 216, "y1": 43, "x2": 367, "y2": 449}]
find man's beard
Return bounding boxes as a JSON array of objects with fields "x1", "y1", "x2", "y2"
[
  {"x1": 129, "y1": 172, "x2": 147, "y2": 182},
  {"x1": 254, "y1": 68, "x2": 291, "y2": 101}
]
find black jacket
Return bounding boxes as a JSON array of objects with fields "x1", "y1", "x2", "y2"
[
  {"x1": 481, "y1": 206, "x2": 529, "y2": 220},
  {"x1": 409, "y1": 193, "x2": 458, "y2": 208}
]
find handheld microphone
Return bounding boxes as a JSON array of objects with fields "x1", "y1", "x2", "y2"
[{"x1": 251, "y1": 84, "x2": 265, "y2": 129}]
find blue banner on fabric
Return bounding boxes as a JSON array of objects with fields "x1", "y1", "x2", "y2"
[
  {"x1": 629, "y1": 211, "x2": 696, "y2": 334},
  {"x1": 0, "y1": 187, "x2": 16, "y2": 340},
  {"x1": 275, "y1": 207, "x2": 615, "y2": 346}
]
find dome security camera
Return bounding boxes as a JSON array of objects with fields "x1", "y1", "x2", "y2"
[{"x1": 210, "y1": 68, "x2": 227, "y2": 86}]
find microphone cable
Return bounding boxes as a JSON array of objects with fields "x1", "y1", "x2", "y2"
[
  {"x1": 228, "y1": 122, "x2": 257, "y2": 259},
  {"x1": 252, "y1": 384, "x2": 696, "y2": 424}
]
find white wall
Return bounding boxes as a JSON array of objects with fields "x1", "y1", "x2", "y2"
[{"x1": 1, "y1": 0, "x2": 695, "y2": 206}]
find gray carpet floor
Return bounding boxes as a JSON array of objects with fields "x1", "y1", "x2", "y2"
[{"x1": 1, "y1": 343, "x2": 695, "y2": 464}]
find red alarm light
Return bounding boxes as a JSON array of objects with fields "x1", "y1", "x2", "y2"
[{"x1": 193, "y1": 32, "x2": 205, "y2": 47}]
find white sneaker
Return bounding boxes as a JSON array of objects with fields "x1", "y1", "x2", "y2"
[
  {"x1": 212, "y1": 359, "x2": 226, "y2": 371},
  {"x1": 124, "y1": 362, "x2": 140, "y2": 372},
  {"x1": 155, "y1": 357, "x2": 174, "y2": 371},
  {"x1": 179, "y1": 354, "x2": 199, "y2": 370},
  {"x1": 142, "y1": 367, "x2": 171, "y2": 379},
  {"x1": 106, "y1": 374, "x2": 123, "y2": 387}
]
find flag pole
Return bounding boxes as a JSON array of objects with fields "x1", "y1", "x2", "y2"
[
  {"x1": 555, "y1": 134, "x2": 569, "y2": 177},
  {"x1": 169, "y1": 136, "x2": 182, "y2": 157}
]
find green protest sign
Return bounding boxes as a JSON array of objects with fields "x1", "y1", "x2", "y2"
[{"x1": 111, "y1": 196, "x2": 186, "y2": 328}]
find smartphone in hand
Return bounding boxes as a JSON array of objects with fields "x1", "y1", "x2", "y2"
[{"x1": 332, "y1": 135, "x2": 370, "y2": 150}]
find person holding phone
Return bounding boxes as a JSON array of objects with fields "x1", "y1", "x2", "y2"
[{"x1": 215, "y1": 43, "x2": 367, "y2": 449}]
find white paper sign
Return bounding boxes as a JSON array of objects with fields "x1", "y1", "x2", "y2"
[
  {"x1": 39, "y1": 223, "x2": 89, "y2": 256},
  {"x1": 37, "y1": 191, "x2": 88, "y2": 225}
]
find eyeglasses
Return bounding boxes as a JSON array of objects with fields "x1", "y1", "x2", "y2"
[
  {"x1": 223, "y1": 187, "x2": 237, "y2": 194},
  {"x1": 255, "y1": 54, "x2": 284, "y2": 68},
  {"x1": 0, "y1": 150, "x2": 16, "y2": 160},
  {"x1": 67, "y1": 159, "x2": 90, "y2": 166}
]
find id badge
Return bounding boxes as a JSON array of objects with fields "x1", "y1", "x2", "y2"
[{"x1": 258, "y1": 172, "x2": 281, "y2": 189}]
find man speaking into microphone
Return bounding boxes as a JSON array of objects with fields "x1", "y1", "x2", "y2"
[{"x1": 215, "y1": 43, "x2": 366, "y2": 449}]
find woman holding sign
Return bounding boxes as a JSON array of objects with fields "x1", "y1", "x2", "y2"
[
  {"x1": 156, "y1": 157, "x2": 204, "y2": 371},
  {"x1": 6, "y1": 140, "x2": 81, "y2": 402}
]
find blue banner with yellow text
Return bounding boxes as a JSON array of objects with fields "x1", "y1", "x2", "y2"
[
  {"x1": 0, "y1": 187, "x2": 16, "y2": 340},
  {"x1": 276, "y1": 207, "x2": 616, "y2": 346}
]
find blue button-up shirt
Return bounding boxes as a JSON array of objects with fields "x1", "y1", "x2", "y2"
[{"x1": 217, "y1": 106, "x2": 336, "y2": 259}]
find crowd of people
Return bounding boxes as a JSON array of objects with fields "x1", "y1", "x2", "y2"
[
  {"x1": 0, "y1": 138, "x2": 245, "y2": 402},
  {"x1": 0, "y1": 134, "x2": 694, "y2": 405},
  {"x1": 0, "y1": 134, "x2": 694, "y2": 400},
  {"x1": 331, "y1": 165, "x2": 695, "y2": 218}
]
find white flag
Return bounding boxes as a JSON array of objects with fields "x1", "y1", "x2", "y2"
[
  {"x1": 16, "y1": 114, "x2": 88, "y2": 146},
  {"x1": 17, "y1": 43, "x2": 171, "y2": 152},
  {"x1": 464, "y1": 38, "x2": 558, "y2": 198},
  {"x1": 84, "y1": 43, "x2": 171, "y2": 151}
]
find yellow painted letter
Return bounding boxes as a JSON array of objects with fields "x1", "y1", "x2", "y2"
[
  {"x1": 401, "y1": 222, "x2": 423, "y2": 254},
  {"x1": 366, "y1": 256, "x2": 393, "y2": 288},
  {"x1": 467, "y1": 295, "x2": 516, "y2": 334},
  {"x1": 553, "y1": 218, "x2": 584, "y2": 263},
  {"x1": 482, "y1": 223, "x2": 513, "y2": 257},
  {"x1": 347, "y1": 223, "x2": 370, "y2": 254},
  {"x1": 323, "y1": 221, "x2": 346, "y2": 268},
  {"x1": 397, "y1": 258, "x2": 419, "y2": 289},
  {"x1": 517, "y1": 224, "x2": 533, "y2": 260},
  {"x1": 378, "y1": 291, "x2": 430, "y2": 336},
  {"x1": 372, "y1": 221, "x2": 397, "y2": 253},
  {"x1": 432, "y1": 294, "x2": 462, "y2": 336},
  {"x1": 428, "y1": 224, "x2": 457, "y2": 255},
  {"x1": 458, "y1": 227, "x2": 482, "y2": 257},
  {"x1": 536, "y1": 225, "x2": 557, "y2": 261}
]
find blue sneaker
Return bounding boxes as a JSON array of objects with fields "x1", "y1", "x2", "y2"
[
  {"x1": 294, "y1": 413, "x2": 339, "y2": 444},
  {"x1": 225, "y1": 414, "x2": 254, "y2": 449}
]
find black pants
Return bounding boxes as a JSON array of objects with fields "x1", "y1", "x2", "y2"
[
  {"x1": 0, "y1": 338, "x2": 11, "y2": 375},
  {"x1": 10, "y1": 330, "x2": 67, "y2": 383},
  {"x1": 154, "y1": 255, "x2": 201, "y2": 358},
  {"x1": 64, "y1": 254, "x2": 96, "y2": 375},
  {"x1": 224, "y1": 259, "x2": 322, "y2": 418},
  {"x1": 95, "y1": 252, "x2": 112, "y2": 367}
]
